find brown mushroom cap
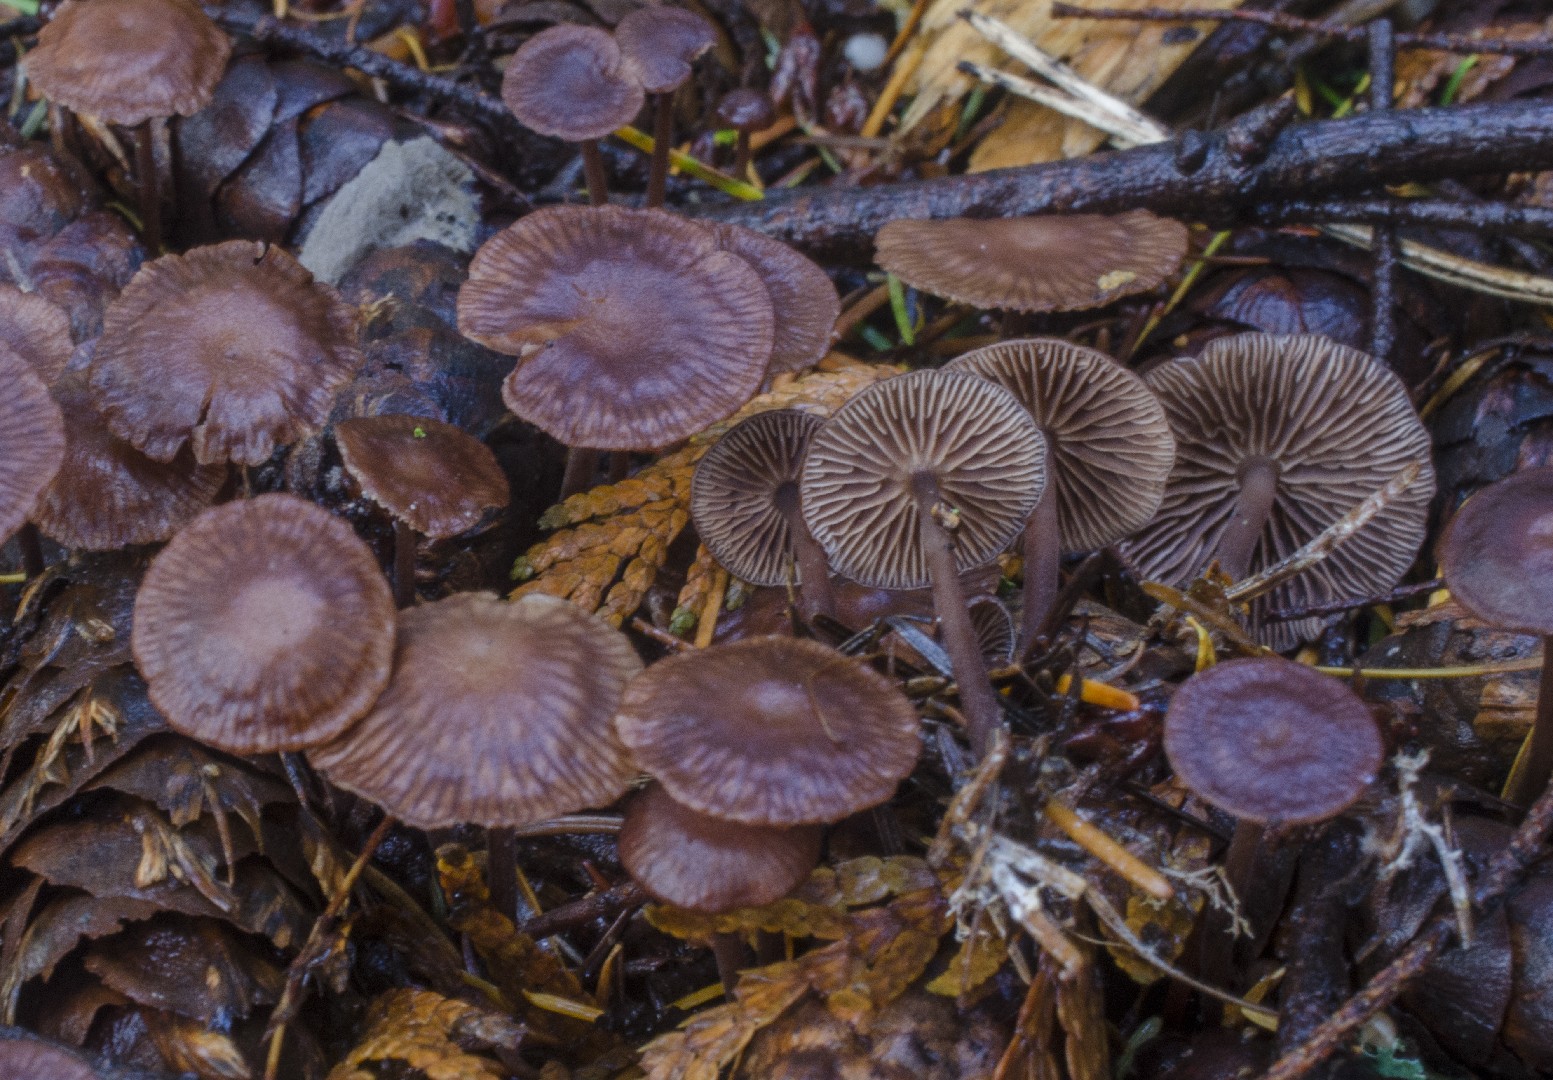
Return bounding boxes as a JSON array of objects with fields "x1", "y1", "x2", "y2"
[
  {"x1": 132, "y1": 493, "x2": 395, "y2": 754},
  {"x1": 26, "y1": 0, "x2": 230, "y2": 126},
  {"x1": 970, "y1": 596, "x2": 1016, "y2": 666},
  {"x1": 615, "y1": 635, "x2": 920, "y2": 826},
  {"x1": 1438, "y1": 467, "x2": 1553, "y2": 636},
  {"x1": 615, "y1": 5, "x2": 717, "y2": 94},
  {"x1": 1164, "y1": 656, "x2": 1383, "y2": 824},
  {"x1": 715, "y1": 88, "x2": 776, "y2": 132},
  {"x1": 457, "y1": 205, "x2": 774, "y2": 450},
  {"x1": 0, "y1": 1032, "x2": 102, "y2": 1080},
  {"x1": 88, "y1": 240, "x2": 363, "y2": 466},
  {"x1": 619, "y1": 783, "x2": 822, "y2": 912},
  {"x1": 800, "y1": 370, "x2": 1047, "y2": 590},
  {"x1": 0, "y1": 285, "x2": 72, "y2": 382},
  {"x1": 1118, "y1": 333, "x2": 1434, "y2": 651},
  {"x1": 501, "y1": 24, "x2": 645, "y2": 142},
  {"x1": 874, "y1": 211, "x2": 1188, "y2": 314},
  {"x1": 0, "y1": 344, "x2": 66, "y2": 546},
  {"x1": 948, "y1": 338, "x2": 1174, "y2": 552},
  {"x1": 308, "y1": 592, "x2": 642, "y2": 829},
  {"x1": 335, "y1": 415, "x2": 509, "y2": 540},
  {"x1": 712, "y1": 224, "x2": 839, "y2": 375},
  {"x1": 691, "y1": 408, "x2": 821, "y2": 587},
  {"x1": 31, "y1": 372, "x2": 224, "y2": 550}
]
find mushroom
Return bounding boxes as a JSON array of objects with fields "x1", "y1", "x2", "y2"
[
  {"x1": 30, "y1": 372, "x2": 225, "y2": 551},
  {"x1": 0, "y1": 1030, "x2": 103, "y2": 1080},
  {"x1": 615, "y1": 5, "x2": 716, "y2": 207},
  {"x1": 1439, "y1": 466, "x2": 1553, "y2": 806},
  {"x1": 1164, "y1": 656, "x2": 1382, "y2": 949},
  {"x1": 619, "y1": 782, "x2": 822, "y2": 912},
  {"x1": 615, "y1": 635, "x2": 920, "y2": 826},
  {"x1": 710, "y1": 224, "x2": 839, "y2": 376},
  {"x1": 0, "y1": 344, "x2": 66, "y2": 577},
  {"x1": 0, "y1": 284, "x2": 73, "y2": 382},
  {"x1": 87, "y1": 240, "x2": 363, "y2": 467},
  {"x1": 308, "y1": 591, "x2": 641, "y2": 829},
  {"x1": 457, "y1": 205, "x2": 773, "y2": 496},
  {"x1": 800, "y1": 370, "x2": 1047, "y2": 755},
  {"x1": 501, "y1": 24, "x2": 644, "y2": 204},
  {"x1": 334, "y1": 414, "x2": 510, "y2": 607},
  {"x1": 873, "y1": 211, "x2": 1188, "y2": 314},
  {"x1": 690, "y1": 408, "x2": 834, "y2": 620},
  {"x1": 24, "y1": 0, "x2": 231, "y2": 249},
  {"x1": 715, "y1": 89, "x2": 776, "y2": 180},
  {"x1": 1119, "y1": 333, "x2": 1434, "y2": 651},
  {"x1": 132, "y1": 493, "x2": 396, "y2": 754},
  {"x1": 948, "y1": 338, "x2": 1174, "y2": 649}
]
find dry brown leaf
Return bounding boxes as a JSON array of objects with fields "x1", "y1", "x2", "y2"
[
  {"x1": 1394, "y1": 21, "x2": 1550, "y2": 109},
  {"x1": 326, "y1": 988, "x2": 520, "y2": 1080}
]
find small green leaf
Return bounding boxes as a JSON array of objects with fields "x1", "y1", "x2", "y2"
[
  {"x1": 412, "y1": 426, "x2": 427, "y2": 439},
  {"x1": 510, "y1": 556, "x2": 536, "y2": 582},
  {"x1": 1440, "y1": 55, "x2": 1479, "y2": 107},
  {"x1": 0, "y1": 0, "x2": 40, "y2": 16},
  {"x1": 886, "y1": 274, "x2": 915, "y2": 347},
  {"x1": 668, "y1": 606, "x2": 696, "y2": 636}
]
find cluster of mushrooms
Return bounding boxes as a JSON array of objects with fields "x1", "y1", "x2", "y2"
[{"x1": 11, "y1": 0, "x2": 1553, "y2": 1064}]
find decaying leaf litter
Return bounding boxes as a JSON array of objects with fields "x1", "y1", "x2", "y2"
[{"x1": 0, "y1": 0, "x2": 1552, "y2": 1077}]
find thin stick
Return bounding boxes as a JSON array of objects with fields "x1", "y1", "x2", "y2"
[
  {"x1": 580, "y1": 140, "x2": 609, "y2": 205},
  {"x1": 957, "y1": 61, "x2": 1154, "y2": 147},
  {"x1": 1044, "y1": 801, "x2": 1173, "y2": 900},
  {"x1": 647, "y1": 95, "x2": 672, "y2": 208},
  {"x1": 134, "y1": 120, "x2": 161, "y2": 254},
  {"x1": 391, "y1": 519, "x2": 416, "y2": 608},
  {"x1": 1367, "y1": 21, "x2": 1398, "y2": 366}
]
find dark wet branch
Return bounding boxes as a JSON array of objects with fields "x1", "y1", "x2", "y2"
[{"x1": 1246, "y1": 198, "x2": 1553, "y2": 238}]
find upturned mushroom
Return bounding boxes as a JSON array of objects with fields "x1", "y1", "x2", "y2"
[
  {"x1": 874, "y1": 211, "x2": 1188, "y2": 314},
  {"x1": 502, "y1": 24, "x2": 644, "y2": 204},
  {"x1": 132, "y1": 494, "x2": 396, "y2": 754},
  {"x1": 88, "y1": 240, "x2": 363, "y2": 467},
  {"x1": 948, "y1": 338, "x2": 1174, "y2": 648},
  {"x1": 0, "y1": 344, "x2": 66, "y2": 576},
  {"x1": 691, "y1": 408, "x2": 834, "y2": 620},
  {"x1": 1439, "y1": 467, "x2": 1553, "y2": 806},
  {"x1": 457, "y1": 205, "x2": 773, "y2": 496},
  {"x1": 615, "y1": 5, "x2": 716, "y2": 207},
  {"x1": 800, "y1": 369, "x2": 1047, "y2": 754},
  {"x1": 1120, "y1": 333, "x2": 1434, "y2": 651},
  {"x1": 334, "y1": 415, "x2": 510, "y2": 607}
]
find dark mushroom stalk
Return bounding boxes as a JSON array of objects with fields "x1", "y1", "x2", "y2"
[
  {"x1": 1215, "y1": 456, "x2": 1280, "y2": 581},
  {"x1": 716, "y1": 89, "x2": 777, "y2": 181},
  {"x1": 773, "y1": 481, "x2": 835, "y2": 619}
]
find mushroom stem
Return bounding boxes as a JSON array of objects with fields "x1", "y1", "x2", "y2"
[
  {"x1": 561, "y1": 447, "x2": 600, "y2": 499},
  {"x1": 1018, "y1": 488, "x2": 1061, "y2": 652},
  {"x1": 647, "y1": 95, "x2": 673, "y2": 208},
  {"x1": 1194, "y1": 818, "x2": 1265, "y2": 991},
  {"x1": 912, "y1": 472, "x2": 1002, "y2": 757},
  {"x1": 392, "y1": 519, "x2": 417, "y2": 608},
  {"x1": 608, "y1": 451, "x2": 631, "y2": 483},
  {"x1": 711, "y1": 932, "x2": 746, "y2": 998},
  {"x1": 733, "y1": 131, "x2": 753, "y2": 180},
  {"x1": 775, "y1": 483, "x2": 835, "y2": 621},
  {"x1": 487, "y1": 827, "x2": 521, "y2": 923},
  {"x1": 17, "y1": 523, "x2": 44, "y2": 580},
  {"x1": 1215, "y1": 457, "x2": 1279, "y2": 581},
  {"x1": 1505, "y1": 640, "x2": 1553, "y2": 807},
  {"x1": 580, "y1": 140, "x2": 609, "y2": 206},
  {"x1": 134, "y1": 119, "x2": 162, "y2": 253}
]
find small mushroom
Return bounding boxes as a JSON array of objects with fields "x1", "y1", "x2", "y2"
[
  {"x1": 502, "y1": 24, "x2": 644, "y2": 204},
  {"x1": 619, "y1": 782, "x2": 822, "y2": 912},
  {"x1": 132, "y1": 493, "x2": 396, "y2": 754},
  {"x1": 874, "y1": 211, "x2": 1188, "y2": 314},
  {"x1": 1439, "y1": 467, "x2": 1553, "y2": 806},
  {"x1": 715, "y1": 89, "x2": 775, "y2": 180},
  {"x1": 711, "y1": 224, "x2": 839, "y2": 375},
  {"x1": 615, "y1": 635, "x2": 920, "y2": 826},
  {"x1": 457, "y1": 205, "x2": 773, "y2": 496},
  {"x1": 1120, "y1": 333, "x2": 1434, "y2": 651},
  {"x1": 0, "y1": 344, "x2": 66, "y2": 574},
  {"x1": 0, "y1": 284, "x2": 73, "y2": 382},
  {"x1": 308, "y1": 592, "x2": 641, "y2": 829},
  {"x1": 25, "y1": 0, "x2": 231, "y2": 249},
  {"x1": 690, "y1": 408, "x2": 834, "y2": 620},
  {"x1": 334, "y1": 414, "x2": 510, "y2": 607},
  {"x1": 949, "y1": 338, "x2": 1174, "y2": 648},
  {"x1": 88, "y1": 240, "x2": 363, "y2": 467},
  {"x1": 800, "y1": 370, "x2": 1046, "y2": 754},
  {"x1": 0, "y1": 1029, "x2": 102, "y2": 1079},
  {"x1": 615, "y1": 5, "x2": 716, "y2": 207}
]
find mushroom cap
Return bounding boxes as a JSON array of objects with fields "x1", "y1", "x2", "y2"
[
  {"x1": 800, "y1": 370, "x2": 1047, "y2": 591},
  {"x1": 25, "y1": 0, "x2": 231, "y2": 125},
  {"x1": 948, "y1": 338, "x2": 1175, "y2": 552},
  {"x1": 970, "y1": 596, "x2": 1015, "y2": 666},
  {"x1": 1118, "y1": 333, "x2": 1435, "y2": 652},
  {"x1": 619, "y1": 783, "x2": 822, "y2": 912},
  {"x1": 457, "y1": 206, "x2": 774, "y2": 450},
  {"x1": 1164, "y1": 656, "x2": 1383, "y2": 825},
  {"x1": 1438, "y1": 467, "x2": 1553, "y2": 636},
  {"x1": 335, "y1": 415, "x2": 509, "y2": 540},
  {"x1": 89, "y1": 240, "x2": 364, "y2": 466},
  {"x1": 715, "y1": 88, "x2": 775, "y2": 132},
  {"x1": 0, "y1": 285, "x2": 73, "y2": 382},
  {"x1": 615, "y1": 635, "x2": 920, "y2": 826},
  {"x1": 874, "y1": 211, "x2": 1188, "y2": 314},
  {"x1": 0, "y1": 1031, "x2": 102, "y2": 1080},
  {"x1": 132, "y1": 493, "x2": 396, "y2": 754},
  {"x1": 712, "y1": 224, "x2": 839, "y2": 375},
  {"x1": 615, "y1": 5, "x2": 717, "y2": 94},
  {"x1": 308, "y1": 592, "x2": 642, "y2": 829},
  {"x1": 0, "y1": 344, "x2": 66, "y2": 546},
  {"x1": 31, "y1": 372, "x2": 224, "y2": 550},
  {"x1": 691, "y1": 408, "x2": 822, "y2": 587},
  {"x1": 501, "y1": 24, "x2": 645, "y2": 141}
]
